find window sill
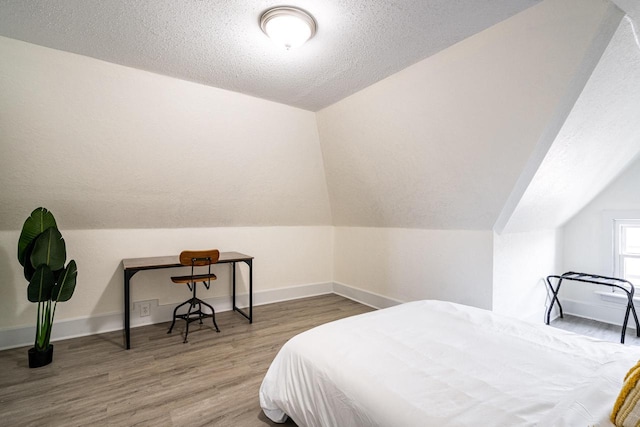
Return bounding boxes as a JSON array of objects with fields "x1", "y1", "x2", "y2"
[{"x1": 595, "y1": 290, "x2": 640, "y2": 304}]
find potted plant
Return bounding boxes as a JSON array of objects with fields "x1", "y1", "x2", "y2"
[{"x1": 17, "y1": 207, "x2": 78, "y2": 368}]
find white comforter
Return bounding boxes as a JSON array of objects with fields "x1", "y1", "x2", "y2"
[{"x1": 259, "y1": 300, "x2": 640, "y2": 427}]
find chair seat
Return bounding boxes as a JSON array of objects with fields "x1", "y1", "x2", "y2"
[{"x1": 171, "y1": 273, "x2": 217, "y2": 284}]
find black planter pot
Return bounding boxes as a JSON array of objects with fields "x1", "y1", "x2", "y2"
[{"x1": 28, "y1": 345, "x2": 54, "y2": 368}]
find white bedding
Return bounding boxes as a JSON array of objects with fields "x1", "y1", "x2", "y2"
[{"x1": 259, "y1": 300, "x2": 640, "y2": 427}]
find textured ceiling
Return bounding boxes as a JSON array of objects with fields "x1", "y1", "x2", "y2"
[
  {"x1": 502, "y1": 16, "x2": 640, "y2": 233},
  {"x1": 613, "y1": 0, "x2": 640, "y2": 22},
  {"x1": 0, "y1": 0, "x2": 540, "y2": 111}
]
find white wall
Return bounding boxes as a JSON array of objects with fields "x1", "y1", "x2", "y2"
[
  {"x1": 561, "y1": 157, "x2": 640, "y2": 325},
  {"x1": 0, "y1": 226, "x2": 333, "y2": 329},
  {"x1": 0, "y1": 226, "x2": 334, "y2": 349},
  {"x1": 333, "y1": 227, "x2": 494, "y2": 310},
  {"x1": 316, "y1": 0, "x2": 615, "y2": 319},
  {"x1": 563, "y1": 158, "x2": 640, "y2": 275},
  {"x1": 493, "y1": 229, "x2": 562, "y2": 322},
  {"x1": 0, "y1": 36, "x2": 335, "y2": 347}
]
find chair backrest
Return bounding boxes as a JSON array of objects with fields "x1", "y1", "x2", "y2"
[{"x1": 179, "y1": 249, "x2": 220, "y2": 267}]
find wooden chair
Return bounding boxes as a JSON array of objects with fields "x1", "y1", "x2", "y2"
[{"x1": 167, "y1": 249, "x2": 221, "y2": 343}]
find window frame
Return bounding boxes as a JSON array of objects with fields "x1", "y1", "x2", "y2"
[{"x1": 614, "y1": 219, "x2": 640, "y2": 283}]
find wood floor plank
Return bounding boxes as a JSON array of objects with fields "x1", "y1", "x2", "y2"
[{"x1": 0, "y1": 294, "x2": 372, "y2": 426}]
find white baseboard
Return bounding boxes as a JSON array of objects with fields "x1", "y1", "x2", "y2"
[
  {"x1": 333, "y1": 281, "x2": 403, "y2": 309},
  {"x1": 0, "y1": 281, "x2": 399, "y2": 351}
]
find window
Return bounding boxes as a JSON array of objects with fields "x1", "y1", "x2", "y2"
[{"x1": 615, "y1": 219, "x2": 640, "y2": 284}]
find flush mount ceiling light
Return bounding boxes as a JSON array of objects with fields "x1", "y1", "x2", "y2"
[{"x1": 260, "y1": 6, "x2": 317, "y2": 50}]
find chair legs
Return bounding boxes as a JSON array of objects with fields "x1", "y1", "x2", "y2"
[
  {"x1": 200, "y1": 299, "x2": 220, "y2": 332},
  {"x1": 167, "y1": 297, "x2": 220, "y2": 343}
]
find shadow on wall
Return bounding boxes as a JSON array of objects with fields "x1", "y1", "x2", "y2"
[{"x1": 0, "y1": 245, "x2": 18, "y2": 326}]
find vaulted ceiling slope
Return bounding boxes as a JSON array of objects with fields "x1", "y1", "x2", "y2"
[
  {"x1": 0, "y1": 0, "x2": 635, "y2": 231},
  {"x1": 498, "y1": 15, "x2": 640, "y2": 233},
  {"x1": 0, "y1": 35, "x2": 333, "y2": 229},
  {"x1": 317, "y1": 0, "x2": 621, "y2": 230},
  {"x1": 0, "y1": 0, "x2": 540, "y2": 111}
]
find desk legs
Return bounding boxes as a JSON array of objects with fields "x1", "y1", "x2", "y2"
[
  {"x1": 232, "y1": 259, "x2": 253, "y2": 323},
  {"x1": 124, "y1": 269, "x2": 138, "y2": 350},
  {"x1": 124, "y1": 260, "x2": 253, "y2": 350}
]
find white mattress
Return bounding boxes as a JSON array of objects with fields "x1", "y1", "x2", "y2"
[{"x1": 259, "y1": 300, "x2": 640, "y2": 427}]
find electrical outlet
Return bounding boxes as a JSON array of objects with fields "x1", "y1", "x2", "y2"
[{"x1": 140, "y1": 302, "x2": 151, "y2": 317}]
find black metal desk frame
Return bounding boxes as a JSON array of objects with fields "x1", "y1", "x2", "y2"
[
  {"x1": 545, "y1": 271, "x2": 640, "y2": 344},
  {"x1": 122, "y1": 252, "x2": 253, "y2": 349}
]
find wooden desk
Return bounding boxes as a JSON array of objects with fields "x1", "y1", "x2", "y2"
[{"x1": 122, "y1": 251, "x2": 253, "y2": 349}]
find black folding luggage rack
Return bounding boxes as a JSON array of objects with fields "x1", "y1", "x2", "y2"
[{"x1": 545, "y1": 271, "x2": 640, "y2": 344}]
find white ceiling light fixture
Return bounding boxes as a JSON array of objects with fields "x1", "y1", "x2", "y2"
[{"x1": 260, "y1": 6, "x2": 317, "y2": 50}]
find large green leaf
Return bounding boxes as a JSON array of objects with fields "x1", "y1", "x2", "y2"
[
  {"x1": 52, "y1": 260, "x2": 78, "y2": 302},
  {"x1": 22, "y1": 240, "x2": 37, "y2": 281},
  {"x1": 30, "y1": 227, "x2": 66, "y2": 271},
  {"x1": 18, "y1": 207, "x2": 57, "y2": 267},
  {"x1": 28, "y1": 265, "x2": 55, "y2": 303}
]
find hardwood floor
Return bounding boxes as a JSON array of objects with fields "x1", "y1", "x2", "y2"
[
  {"x1": 550, "y1": 314, "x2": 640, "y2": 346},
  {"x1": 0, "y1": 294, "x2": 373, "y2": 427},
  {"x1": 3, "y1": 295, "x2": 636, "y2": 427}
]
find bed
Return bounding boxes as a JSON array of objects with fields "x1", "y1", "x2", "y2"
[{"x1": 259, "y1": 300, "x2": 640, "y2": 426}]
